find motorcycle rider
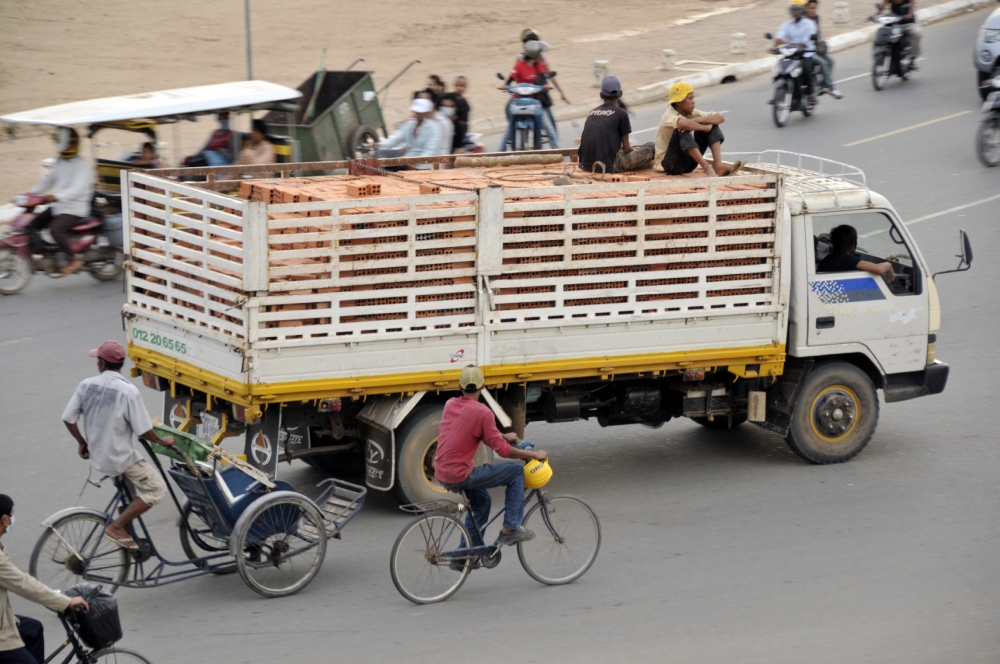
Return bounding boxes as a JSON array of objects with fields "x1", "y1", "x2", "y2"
[
  {"x1": 806, "y1": 0, "x2": 843, "y2": 99},
  {"x1": 774, "y1": 0, "x2": 821, "y2": 104},
  {"x1": 872, "y1": 0, "x2": 921, "y2": 71},
  {"x1": 498, "y1": 41, "x2": 548, "y2": 151},
  {"x1": 24, "y1": 127, "x2": 95, "y2": 276},
  {"x1": 518, "y1": 30, "x2": 570, "y2": 148}
]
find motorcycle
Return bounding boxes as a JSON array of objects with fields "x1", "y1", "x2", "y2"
[
  {"x1": 764, "y1": 35, "x2": 819, "y2": 128},
  {"x1": 870, "y1": 13, "x2": 913, "y2": 91},
  {"x1": 977, "y1": 78, "x2": 1000, "y2": 167},
  {"x1": 496, "y1": 73, "x2": 550, "y2": 151},
  {"x1": 0, "y1": 193, "x2": 122, "y2": 295}
]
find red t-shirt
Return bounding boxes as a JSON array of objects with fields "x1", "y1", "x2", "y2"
[
  {"x1": 509, "y1": 59, "x2": 547, "y2": 85},
  {"x1": 434, "y1": 397, "x2": 511, "y2": 484}
]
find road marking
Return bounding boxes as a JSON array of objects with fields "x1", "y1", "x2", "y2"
[
  {"x1": 905, "y1": 194, "x2": 1000, "y2": 226},
  {"x1": 843, "y1": 110, "x2": 972, "y2": 147},
  {"x1": 0, "y1": 337, "x2": 31, "y2": 347},
  {"x1": 834, "y1": 58, "x2": 925, "y2": 85}
]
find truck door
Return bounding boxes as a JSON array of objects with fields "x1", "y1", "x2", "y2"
[{"x1": 806, "y1": 210, "x2": 927, "y2": 374}]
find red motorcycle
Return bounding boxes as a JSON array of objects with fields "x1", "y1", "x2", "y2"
[{"x1": 0, "y1": 193, "x2": 122, "y2": 295}]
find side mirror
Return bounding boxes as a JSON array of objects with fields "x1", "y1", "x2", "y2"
[
  {"x1": 960, "y1": 229, "x2": 973, "y2": 268},
  {"x1": 932, "y1": 229, "x2": 973, "y2": 279},
  {"x1": 764, "y1": 32, "x2": 773, "y2": 39}
]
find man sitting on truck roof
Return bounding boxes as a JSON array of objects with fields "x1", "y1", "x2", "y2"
[
  {"x1": 817, "y1": 224, "x2": 895, "y2": 282},
  {"x1": 434, "y1": 366, "x2": 549, "y2": 559},
  {"x1": 578, "y1": 76, "x2": 654, "y2": 174},
  {"x1": 654, "y1": 82, "x2": 742, "y2": 178}
]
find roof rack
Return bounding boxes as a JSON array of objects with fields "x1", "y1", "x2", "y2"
[{"x1": 730, "y1": 150, "x2": 871, "y2": 211}]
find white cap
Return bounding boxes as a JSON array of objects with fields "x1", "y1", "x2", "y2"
[{"x1": 410, "y1": 98, "x2": 434, "y2": 114}]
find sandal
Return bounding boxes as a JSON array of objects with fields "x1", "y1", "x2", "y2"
[
  {"x1": 104, "y1": 534, "x2": 140, "y2": 550},
  {"x1": 725, "y1": 160, "x2": 745, "y2": 177}
]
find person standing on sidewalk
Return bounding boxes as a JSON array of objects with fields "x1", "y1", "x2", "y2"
[
  {"x1": 434, "y1": 366, "x2": 548, "y2": 549},
  {"x1": 578, "y1": 76, "x2": 654, "y2": 173},
  {"x1": 62, "y1": 341, "x2": 175, "y2": 550}
]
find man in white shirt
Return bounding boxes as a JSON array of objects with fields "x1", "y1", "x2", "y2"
[
  {"x1": 25, "y1": 128, "x2": 95, "y2": 275},
  {"x1": 775, "y1": 0, "x2": 820, "y2": 102},
  {"x1": 62, "y1": 341, "x2": 175, "y2": 550},
  {"x1": 378, "y1": 98, "x2": 443, "y2": 169}
]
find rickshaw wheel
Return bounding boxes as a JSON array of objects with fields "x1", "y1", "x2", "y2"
[
  {"x1": 178, "y1": 501, "x2": 236, "y2": 575},
  {"x1": 233, "y1": 492, "x2": 327, "y2": 598}
]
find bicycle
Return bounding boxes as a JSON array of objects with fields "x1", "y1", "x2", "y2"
[
  {"x1": 40, "y1": 609, "x2": 150, "y2": 664},
  {"x1": 389, "y1": 478, "x2": 601, "y2": 604}
]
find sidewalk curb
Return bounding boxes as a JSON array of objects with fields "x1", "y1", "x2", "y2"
[{"x1": 472, "y1": 0, "x2": 993, "y2": 135}]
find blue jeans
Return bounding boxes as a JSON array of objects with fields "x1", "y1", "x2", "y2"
[
  {"x1": 541, "y1": 107, "x2": 560, "y2": 149},
  {"x1": 499, "y1": 100, "x2": 543, "y2": 151},
  {"x1": 440, "y1": 462, "x2": 526, "y2": 546},
  {"x1": 203, "y1": 149, "x2": 231, "y2": 166},
  {"x1": 812, "y1": 54, "x2": 835, "y2": 89}
]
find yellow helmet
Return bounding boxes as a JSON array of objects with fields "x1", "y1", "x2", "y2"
[
  {"x1": 788, "y1": 0, "x2": 807, "y2": 6},
  {"x1": 523, "y1": 459, "x2": 552, "y2": 489}
]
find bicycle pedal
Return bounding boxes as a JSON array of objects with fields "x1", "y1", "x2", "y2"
[{"x1": 480, "y1": 547, "x2": 502, "y2": 569}]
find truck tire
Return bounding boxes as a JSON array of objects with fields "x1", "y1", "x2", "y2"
[
  {"x1": 393, "y1": 405, "x2": 491, "y2": 504},
  {"x1": 785, "y1": 362, "x2": 879, "y2": 464},
  {"x1": 691, "y1": 414, "x2": 747, "y2": 430}
]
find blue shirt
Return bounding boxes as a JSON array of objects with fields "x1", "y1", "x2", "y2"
[
  {"x1": 379, "y1": 118, "x2": 444, "y2": 168},
  {"x1": 776, "y1": 17, "x2": 818, "y2": 55}
]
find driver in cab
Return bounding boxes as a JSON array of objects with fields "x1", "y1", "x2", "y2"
[{"x1": 818, "y1": 224, "x2": 895, "y2": 282}]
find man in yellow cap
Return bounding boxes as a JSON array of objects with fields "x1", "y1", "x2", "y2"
[
  {"x1": 654, "y1": 82, "x2": 742, "y2": 177},
  {"x1": 434, "y1": 365, "x2": 549, "y2": 552}
]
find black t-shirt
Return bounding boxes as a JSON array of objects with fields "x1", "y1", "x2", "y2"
[
  {"x1": 817, "y1": 252, "x2": 862, "y2": 273},
  {"x1": 888, "y1": 0, "x2": 914, "y2": 23},
  {"x1": 578, "y1": 103, "x2": 631, "y2": 172}
]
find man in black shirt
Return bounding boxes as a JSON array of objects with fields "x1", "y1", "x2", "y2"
[
  {"x1": 817, "y1": 225, "x2": 895, "y2": 282},
  {"x1": 578, "y1": 76, "x2": 654, "y2": 173},
  {"x1": 873, "y1": 0, "x2": 921, "y2": 70}
]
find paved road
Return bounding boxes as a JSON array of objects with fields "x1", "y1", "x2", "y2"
[{"x1": 2, "y1": 9, "x2": 998, "y2": 663}]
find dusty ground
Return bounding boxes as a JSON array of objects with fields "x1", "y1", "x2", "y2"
[{"x1": 1, "y1": 0, "x2": 880, "y2": 200}]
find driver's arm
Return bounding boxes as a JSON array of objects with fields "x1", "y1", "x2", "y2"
[
  {"x1": 28, "y1": 165, "x2": 57, "y2": 197},
  {"x1": 857, "y1": 260, "x2": 895, "y2": 281}
]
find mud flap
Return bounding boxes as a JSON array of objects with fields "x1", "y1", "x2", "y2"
[
  {"x1": 363, "y1": 426, "x2": 395, "y2": 491},
  {"x1": 245, "y1": 408, "x2": 281, "y2": 478}
]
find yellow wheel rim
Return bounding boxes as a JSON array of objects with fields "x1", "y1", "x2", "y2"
[{"x1": 809, "y1": 385, "x2": 861, "y2": 444}]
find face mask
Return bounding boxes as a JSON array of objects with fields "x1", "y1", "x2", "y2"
[
  {"x1": 220, "y1": 119, "x2": 230, "y2": 130},
  {"x1": 441, "y1": 107, "x2": 456, "y2": 117},
  {"x1": 4, "y1": 516, "x2": 12, "y2": 532}
]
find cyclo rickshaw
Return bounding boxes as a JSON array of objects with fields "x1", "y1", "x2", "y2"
[{"x1": 29, "y1": 425, "x2": 365, "y2": 598}]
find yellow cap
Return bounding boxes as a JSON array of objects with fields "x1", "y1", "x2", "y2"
[
  {"x1": 459, "y1": 365, "x2": 485, "y2": 391},
  {"x1": 523, "y1": 459, "x2": 553, "y2": 489},
  {"x1": 668, "y1": 82, "x2": 694, "y2": 104}
]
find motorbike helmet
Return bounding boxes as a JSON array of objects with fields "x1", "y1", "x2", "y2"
[
  {"x1": 523, "y1": 459, "x2": 552, "y2": 489},
  {"x1": 54, "y1": 127, "x2": 80, "y2": 159},
  {"x1": 523, "y1": 40, "x2": 549, "y2": 61}
]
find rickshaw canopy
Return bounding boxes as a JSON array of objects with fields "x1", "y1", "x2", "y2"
[{"x1": 0, "y1": 80, "x2": 302, "y2": 128}]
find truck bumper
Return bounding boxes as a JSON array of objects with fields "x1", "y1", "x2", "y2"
[{"x1": 883, "y1": 360, "x2": 949, "y2": 403}]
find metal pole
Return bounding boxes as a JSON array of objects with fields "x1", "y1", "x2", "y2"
[{"x1": 244, "y1": 0, "x2": 253, "y2": 80}]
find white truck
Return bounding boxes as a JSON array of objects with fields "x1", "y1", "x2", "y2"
[{"x1": 121, "y1": 150, "x2": 958, "y2": 504}]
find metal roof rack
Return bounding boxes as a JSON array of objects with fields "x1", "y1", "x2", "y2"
[{"x1": 730, "y1": 150, "x2": 871, "y2": 210}]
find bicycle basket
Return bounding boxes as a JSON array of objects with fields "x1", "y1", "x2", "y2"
[
  {"x1": 148, "y1": 424, "x2": 212, "y2": 463},
  {"x1": 64, "y1": 583, "x2": 122, "y2": 650}
]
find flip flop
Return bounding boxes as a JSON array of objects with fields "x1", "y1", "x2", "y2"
[
  {"x1": 725, "y1": 160, "x2": 745, "y2": 177},
  {"x1": 104, "y1": 534, "x2": 140, "y2": 550}
]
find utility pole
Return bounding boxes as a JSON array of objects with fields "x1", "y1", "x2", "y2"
[{"x1": 244, "y1": 0, "x2": 253, "y2": 80}]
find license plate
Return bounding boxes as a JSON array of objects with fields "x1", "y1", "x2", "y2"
[{"x1": 197, "y1": 412, "x2": 221, "y2": 442}]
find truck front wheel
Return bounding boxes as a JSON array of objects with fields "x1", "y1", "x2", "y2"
[
  {"x1": 394, "y1": 405, "x2": 492, "y2": 504},
  {"x1": 785, "y1": 362, "x2": 879, "y2": 464}
]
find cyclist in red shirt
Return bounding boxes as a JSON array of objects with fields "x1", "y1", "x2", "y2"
[{"x1": 434, "y1": 366, "x2": 548, "y2": 549}]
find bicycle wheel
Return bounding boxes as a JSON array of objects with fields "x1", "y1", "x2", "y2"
[
  {"x1": 517, "y1": 495, "x2": 601, "y2": 585},
  {"x1": 233, "y1": 492, "x2": 327, "y2": 598},
  {"x1": 178, "y1": 501, "x2": 235, "y2": 575},
  {"x1": 30, "y1": 511, "x2": 129, "y2": 593},
  {"x1": 89, "y1": 647, "x2": 153, "y2": 663},
  {"x1": 390, "y1": 513, "x2": 472, "y2": 604}
]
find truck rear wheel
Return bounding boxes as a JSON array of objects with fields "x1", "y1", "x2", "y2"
[
  {"x1": 394, "y1": 405, "x2": 491, "y2": 504},
  {"x1": 786, "y1": 362, "x2": 879, "y2": 464}
]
